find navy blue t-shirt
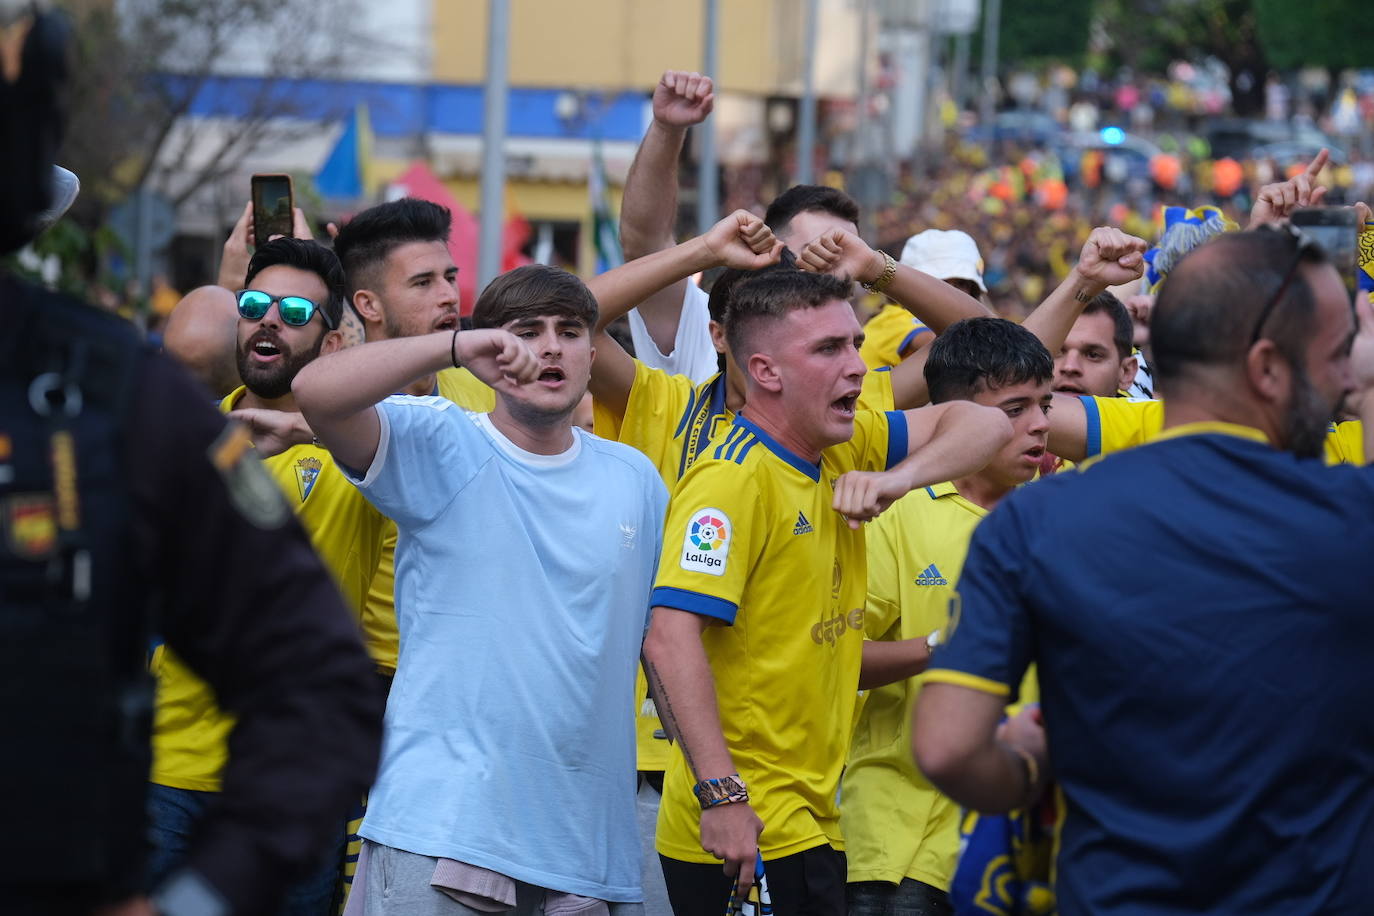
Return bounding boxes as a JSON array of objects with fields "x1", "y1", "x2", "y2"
[{"x1": 928, "y1": 424, "x2": 1374, "y2": 915}]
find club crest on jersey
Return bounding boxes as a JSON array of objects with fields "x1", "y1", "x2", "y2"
[
  {"x1": 681, "y1": 507, "x2": 730, "y2": 576},
  {"x1": 294, "y1": 456, "x2": 323, "y2": 502}
]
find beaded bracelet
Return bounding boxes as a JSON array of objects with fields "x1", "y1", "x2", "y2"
[{"x1": 693, "y1": 774, "x2": 749, "y2": 810}]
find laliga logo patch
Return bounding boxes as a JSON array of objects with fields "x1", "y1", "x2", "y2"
[{"x1": 680, "y1": 508, "x2": 730, "y2": 576}]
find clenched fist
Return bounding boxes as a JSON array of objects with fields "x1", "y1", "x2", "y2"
[{"x1": 654, "y1": 70, "x2": 714, "y2": 129}]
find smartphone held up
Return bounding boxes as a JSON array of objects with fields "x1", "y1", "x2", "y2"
[
  {"x1": 251, "y1": 173, "x2": 294, "y2": 249},
  {"x1": 1291, "y1": 208, "x2": 1360, "y2": 303}
]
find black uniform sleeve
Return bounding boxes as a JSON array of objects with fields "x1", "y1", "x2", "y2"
[{"x1": 129, "y1": 352, "x2": 383, "y2": 915}]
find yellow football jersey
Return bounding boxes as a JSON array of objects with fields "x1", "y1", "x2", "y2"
[
  {"x1": 361, "y1": 528, "x2": 403, "y2": 675},
  {"x1": 1082, "y1": 396, "x2": 1355, "y2": 466},
  {"x1": 1082, "y1": 396, "x2": 1162, "y2": 456},
  {"x1": 594, "y1": 361, "x2": 896, "y2": 771},
  {"x1": 1327, "y1": 420, "x2": 1366, "y2": 465},
  {"x1": 841, "y1": 483, "x2": 1041, "y2": 889},
  {"x1": 595, "y1": 361, "x2": 896, "y2": 492},
  {"x1": 150, "y1": 388, "x2": 388, "y2": 791},
  {"x1": 652, "y1": 410, "x2": 906, "y2": 862},
  {"x1": 860, "y1": 303, "x2": 932, "y2": 369},
  {"x1": 437, "y1": 366, "x2": 496, "y2": 412},
  {"x1": 361, "y1": 369, "x2": 495, "y2": 675},
  {"x1": 842, "y1": 483, "x2": 978, "y2": 889}
]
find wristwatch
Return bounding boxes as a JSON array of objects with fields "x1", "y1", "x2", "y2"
[{"x1": 860, "y1": 251, "x2": 898, "y2": 294}]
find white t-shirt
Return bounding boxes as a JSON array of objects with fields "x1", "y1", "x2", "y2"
[
  {"x1": 627, "y1": 281, "x2": 719, "y2": 383},
  {"x1": 347, "y1": 398, "x2": 668, "y2": 901}
]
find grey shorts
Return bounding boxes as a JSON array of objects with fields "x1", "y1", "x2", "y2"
[{"x1": 355, "y1": 841, "x2": 645, "y2": 916}]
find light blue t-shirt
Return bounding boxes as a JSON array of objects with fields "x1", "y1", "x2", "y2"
[{"x1": 347, "y1": 396, "x2": 668, "y2": 902}]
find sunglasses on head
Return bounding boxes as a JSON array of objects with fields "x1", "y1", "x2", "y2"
[
  {"x1": 1250, "y1": 223, "x2": 1318, "y2": 348},
  {"x1": 236, "y1": 289, "x2": 336, "y2": 329}
]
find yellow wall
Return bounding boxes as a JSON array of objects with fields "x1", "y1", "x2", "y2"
[{"x1": 432, "y1": 0, "x2": 856, "y2": 97}]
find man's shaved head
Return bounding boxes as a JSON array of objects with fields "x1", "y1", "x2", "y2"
[
  {"x1": 1152, "y1": 229, "x2": 1356, "y2": 458},
  {"x1": 1151, "y1": 231, "x2": 1323, "y2": 387},
  {"x1": 163, "y1": 286, "x2": 241, "y2": 398}
]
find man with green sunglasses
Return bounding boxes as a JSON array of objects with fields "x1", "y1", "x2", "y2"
[
  {"x1": 233, "y1": 248, "x2": 341, "y2": 403},
  {"x1": 148, "y1": 237, "x2": 389, "y2": 915}
]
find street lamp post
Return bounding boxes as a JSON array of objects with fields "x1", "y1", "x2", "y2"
[
  {"x1": 979, "y1": 0, "x2": 1001, "y2": 143},
  {"x1": 478, "y1": 0, "x2": 510, "y2": 292},
  {"x1": 697, "y1": 0, "x2": 720, "y2": 234},
  {"x1": 797, "y1": 0, "x2": 820, "y2": 185}
]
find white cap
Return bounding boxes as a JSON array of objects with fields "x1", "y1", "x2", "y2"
[{"x1": 899, "y1": 229, "x2": 986, "y2": 292}]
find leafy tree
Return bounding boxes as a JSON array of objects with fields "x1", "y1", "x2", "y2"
[
  {"x1": 58, "y1": 0, "x2": 368, "y2": 234},
  {"x1": 1094, "y1": 0, "x2": 1268, "y2": 115},
  {"x1": 973, "y1": 0, "x2": 1097, "y2": 69},
  {"x1": 1254, "y1": 0, "x2": 1374, "y2": 72}
]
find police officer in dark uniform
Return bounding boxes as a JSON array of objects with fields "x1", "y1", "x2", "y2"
[{"x1": 0, "y1": 9, "x2": 383, "y2": 915}]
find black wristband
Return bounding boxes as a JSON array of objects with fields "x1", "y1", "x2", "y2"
[{"x1": 451, "y1": 327, "x2": 461, "y2": 369}]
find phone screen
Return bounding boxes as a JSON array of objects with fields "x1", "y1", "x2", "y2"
[
  {"x1": 252, "y1": 175, "x2": 294, "y2": 248},
  {"x1": 1292, "y1": 209, "x2": 1359, "y2": 303}
]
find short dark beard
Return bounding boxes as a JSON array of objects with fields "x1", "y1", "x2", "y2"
[
  {"x1": 501, "y1": 392, "x2": 578, "y2": 432},
  {"x1": 237, "y1": 332, "x2": 325, "y2": 400},
  {"x1": 381, "y1": 309, "x2": 410, "y2": 342},
  {"x1": 1281, "y1": 360, "x2": 1336, "y2": 459}
]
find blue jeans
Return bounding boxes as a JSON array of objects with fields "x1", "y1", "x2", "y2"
[
  {"x1": 847, "y1": 879, "x2": 953, "y2": 916},
  {"x1": 146, "y1": 782, "x2": 345, "y2": 916}
]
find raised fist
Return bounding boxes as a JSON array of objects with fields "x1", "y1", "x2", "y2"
[
  {"x1": 1075, "y1": 227, "x2": 1147, "y2": 288},
  {"x1": 796, "y1": 229, "x2": 883, "y2": 285},
  {"x1": 702, "y1": 210, "x2": 784, "y2": 270},
  {"x1": 654, "y1": 70, "x2": 714, "y2": 128}
]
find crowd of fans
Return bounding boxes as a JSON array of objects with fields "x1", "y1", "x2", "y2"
[
  {"x1": 8, "y1": 29, "x2": 1374, "y2": 914},
  {"x1": 865, "y1": 135, "x2": 1374, "y2": 320},
  {"x1": 126, "y1": 66, "x2": 1374, "y2": 916}
]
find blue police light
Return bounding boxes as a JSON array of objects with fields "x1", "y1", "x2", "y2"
[{"x1": 1100, "y1": 126, "x2": 1126, "y2": 145}]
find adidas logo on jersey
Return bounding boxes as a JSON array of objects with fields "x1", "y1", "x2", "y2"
[
  {"x1": 793, "y1": 511, "x2": 813, "y2": 535},
  {"x1": 914, "y1": 563, "x2": 948, "y2": 586}
]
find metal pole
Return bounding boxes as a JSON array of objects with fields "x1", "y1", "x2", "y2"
[
  {"x1": 921, "y1": 29, "x2": 943, "y2": 159},
  {"x1": 477, "y1": 0, "x2": 510, "y2": 292},
  {"x1": 855, "y1": 0, "x2": 871, "y2": 167},
  {"x1": 697, "y1": 0, "x2": 720, "y2": 234},
  {"x1": 978, "y1": 0, "x2": 1000, "y2": 140},
  {"x1": 796, "y1": 0, "x2": 820, "y2": 185},
  {"x1": 952, "y1": 32, "x2": 970, "y2": 112},
  {"x1": 854, "y1": 0, "x2": 875, "y2": 241}
]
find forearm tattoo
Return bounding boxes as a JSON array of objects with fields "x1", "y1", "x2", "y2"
[{"x1": 643, "y1": 657, "x2": 700, "y2": 778}]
